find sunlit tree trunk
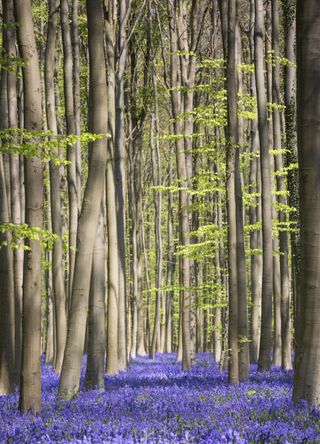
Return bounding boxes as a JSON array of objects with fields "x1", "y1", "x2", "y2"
[
  {"x1": 15, "y1": 0, "x2": 44, "y2": 413},
  {"x1": 59, "y1": 0, "x2": 108, "y2": 399},
  {"x1": 106, "y1": 84, "x2": 121, "y2": 373},
  {"x1": 150, "y1": 70, "x2": 163, "y2": 358},
  {"x1": 85, "y1": 206, "x2": 106, "y2": 388},
  {"x1": 248, "y1": 3, "x2": 262, "y2": 362},
  {"x1": 168, "y1": 1, "x2": 191, "y2": 370},
  {"x1": 226, "y1": 0, "x2": 239, "y2": 385},
  {"x1": 283, "y1": 0, "x2": 298, "y2": 369},
  {"x1": 235, "y1": 20, "x2": 249, "y2": 381},
  {"x1": 165, "y1": 153, "x2": 175, "y2": 353},
  {"x1": 72, "y1": 0, "x2": 82, "y2": 204},
  {"x1": 45, "y1": 0, "x2": 67, "y2": 375},
  {"x1": 255, "y1": 0, "x2": 273, "y2": 372},
  {"x1": 115, "y1": 0, "x2": 130, "y2": 371},
  {"x1": 61, "y1": 0, "x2": 78, "y2": 307}
]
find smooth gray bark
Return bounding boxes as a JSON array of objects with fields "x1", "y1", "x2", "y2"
[{"x1": 59, "y1": 0, "x2": 108, "y2": 399}]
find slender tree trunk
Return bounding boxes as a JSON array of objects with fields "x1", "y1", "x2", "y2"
[
  {"x1": 0, "y1": 154, "x2": 15, "y2": 395},
  {"x1": 72, "y1": 0, "x2": 82, "y2": 204},
  {"x1": 248, "y1": 0, "x2": 262, "y2": 364},
  {"x1": 293, "y1": 0, "x2": 320, "y2": 406},
  {"x1": 61, "y1": 0, "x2": 78, "y2": 308},
  {"x1": 45, "y1": 0, "x2": 67, "y2": 375},
  {"x1": 106, "y1": 99, "x2": 121, "y2": 373},
  {"x1": 271, "y1": 0, "x2": 292, "y2": 369},
  {"x1": 4, "y1": 0, "x2": 23, "y2": 385},
  {"x1": 169, "y1": 1, "x2": 192, "y2": 371},
  {"x1": 114, "y1": 0, "x2": 130, "y2": 371},
  {"x1": 0, "y1": 50, "x2": 15, "y2": 394},
  {"x1": 85, "y1": 205, "x2": 106, "y2": 388},
  {"x1": 15, "y1": 0, "x2": 44, "y2": 413},
  {"x1": 150, "y1": 108, "x2": 163, "y2": 358},
  {"x1": 45, "y1": 290, "x2": 54, "y2": 364},
  {"x1": 59, "y1": 0, "x2": 108, "y2": 399},
  {"x1": 283, "y1": 1, "x2": 299, "y2": 351},
  {"x1": 255, "y1": 0, "x2": 273, "y2": 372},
  {"x1": 235, "y1": 21, "x2": 249, "y2": 381},
  {"x1": 213, "y1": 224, "x2": 222, "y2": 363},
  {"x1": 226, "y1": 0, "x2": 239, "y2": 385},
  {"x1": 165, "y1": 155, "x2": 175, "y2": 353}
]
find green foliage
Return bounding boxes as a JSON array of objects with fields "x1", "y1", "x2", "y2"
[
  {"x1": 0, "y1": 223, "x2": 58, "y2": 251},
  {"x1": 237, "y1": 93, "x2": 257, "y2": 120},
  {"x1": 238, "y1": 63, "x2": 255, "y2": 75},
  {"x1": 267, "y1": 49, "x2": 296, "y2": 68},
  {"x1": 0, "y1": 129, "x2": 105, "y2": 164},
  {"x1": 198, "y1": 58, "x2": 225, "y2": 70}
]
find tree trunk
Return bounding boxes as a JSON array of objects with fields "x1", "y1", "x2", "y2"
[
  {"x1": 248, "y1": 0, "x2": 262, "y2": 364},
  {"x1": 106, "y1": 99, "x2": 121, "y2": 372},
  {"x1": 61, "y1": 0, "x2": 78, "y2": 308},
  {"x1": 72, "y1": 0, "x2": 82, "y2": 205},
  {"x1": 293, "y1": 0, "x2": 320, "y2": 406},
  {"x1": 283, "y1": 0, "x2": 297, "y2": 370},
  {"x1": 165, "y1": 154, "x2": 175, "y2": 353},
  {"x1": 15, "y1": 0, "x2": 44, "y2": 413},
  {"x1": 168, "y1": 0, "x2": 192, "y2": 371},
  {"x1": 235, "y1": 21, "x2": 249, "y2": 381},
  {"x1": 226, "y1": 0, "x2": 239, "y2": 385},
  {"x1": 59, "y1": 0, "x2": 108, "y2": 399},
  {"x1": 85, "y1": 205, "x2": 106, "y2": 388},
  {"x1": 114, "y1": 0, "x2": 130, "y2": 371},
  {"x1": 272, "y1": 0, "x2": 292, "y2": 369},
  {"x1": 45, "y1": 0, "x2": 67, "y2": 375},
  {"x1": 255, "y1": 0, "x2": 273, "y2": 372},
  {"x1": 150, "y1": 110, "x2": 163, "y2": 358},
  {"x1": 0, "y1": 50, "x2": 15, "y2": 394},
  {"x1": 4, "y1": 0, "x2": 23, "y2": 385}
]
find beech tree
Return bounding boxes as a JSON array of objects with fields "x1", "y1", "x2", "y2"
[
  {"x1": 293, "y1": 0, "x2": 320, "y2": 406},
  {"x1": 59, "y1": 0, "x2": 108, "y2": 399},
  {"x1": 255, "y1": 0, "x2": 273, "y2": 372},
  {"x1": 15, "y1": 0, "x2": 44, "y2": 413}
]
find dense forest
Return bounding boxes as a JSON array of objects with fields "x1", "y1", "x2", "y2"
[{"x1": 0, "y1": 0, "x2": 320, "y2": 442}]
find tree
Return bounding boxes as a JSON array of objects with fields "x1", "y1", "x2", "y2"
[
  {"x1": 45, "y1": 0, "x2": 67, "y2": 375},
  {"x1": 293, "y1": 0, "x2": 320, "y2": 406},
  {"x1": 226, "y1": 0, "x2": 239, "y2": 385},
  {"x1": 255, "y1": 0, "x2": 273, "y2": 372},
  {"x1": 15, "y1": 0, "x2": 44, "y2": 413},
  {"x1": 59, "y1": 0, "x2": 108, "y2": 399},
  {"x1": 60, "y1": 0, "x2": 78, "y2": 306}
]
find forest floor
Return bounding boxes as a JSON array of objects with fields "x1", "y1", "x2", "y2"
[{"x1": 1, "y1": 354, "x2": 320, "y2": 443}]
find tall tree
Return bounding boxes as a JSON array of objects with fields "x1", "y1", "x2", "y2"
[
  {"x1": 85, "y1": 206, "x2": 106, "y2": 388},
  {"x1": 271, "y1": 0, "x2": 292, "y2": 370},
  {"x1": 59, "y1": 0, "x2": 108, "y2": 399},
  {"x1": 104, "y1": 0, "x2": 130, "y2": 371},
  {"x1": 15, "y1": 0, "x2": 44, "y2": 413},
  {"x1": 255, "y1": 0, "x2": 273, "y2": 372},
  {"x1": 0, "y1": 69, "x2": 15, "y2": 395},
  {"x1": 283, "y1": 0, "x2": 299, "y2": 363},
  {"x1": 168, "y1": 0, "x2": 191, "y2": 371},
  {"x1": 248, "y1": 0, "x2": 262, "y2": 365},
  {"x1": 4, "y1": 0, "x2": 23, "y2": 384},
  {"x1": 226, "y1": 0, "x2": 239, "y2": 385},
  {"x1": 45, "y1": 0, "x2": 67, "y2": 375},
  {"x1": 60, "y1": 0, "x2": 78, "y2": 306},
  {"x1": 293, "y1": 0, "x2": 320, "y2": 406}
]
